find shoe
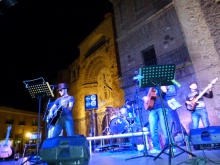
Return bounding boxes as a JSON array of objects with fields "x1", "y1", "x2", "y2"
[
  {"x1": 166, "y1": 148, "x2": 176, "y2": 153},
  {"x1": 150, "y1": 149, "x2": 161, "y2": 154}
]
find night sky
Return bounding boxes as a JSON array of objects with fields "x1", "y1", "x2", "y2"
[{"x1": 0, "y1": 0, "x2": 113, "y2": 112}]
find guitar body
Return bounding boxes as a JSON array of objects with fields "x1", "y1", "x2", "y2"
[
  {"x1": 144, "y1": 87, "x2": 157, "y2": 110},
  {"x1": 186, "y1": 99, "x2": 198, "y2": 111},
  {"x1": 48, "y1": 108, "x2": 63, "y2": 126},
  {"x1": 0, "y1": 126, "x2": 13, "y2": 159},
  {"x1": 0, "y1": 141, "x2": 13, "y2": 159}
]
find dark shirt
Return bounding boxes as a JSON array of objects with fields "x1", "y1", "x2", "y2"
[{"x1": 186, "y1": 90, "x2": 213, "y2": 109}]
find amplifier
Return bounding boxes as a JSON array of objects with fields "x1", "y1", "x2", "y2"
[
  {"x1": 190, "y1": 126, "x2": 220, "y2": 150},
  {"x1": 40, "y1": 135, "x2": 90, "y2": 165}
]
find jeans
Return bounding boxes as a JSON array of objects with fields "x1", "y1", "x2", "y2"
[
  {"x1": 191, "y1": 108, "x2": 210, "y2": 129},
  {"x1": 52, "y1": 115, "x2": 74, "y2": 137},
  {"x1": 149, "y1": 108, "x2": 172, "y2": 150}
]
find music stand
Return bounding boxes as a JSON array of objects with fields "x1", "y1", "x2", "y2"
[
  {"x1": 125, "y1": 72, "x2": 155, "y2": 161},
  {"x1": 139, "y1": 64, "x2": 196, "y2": 165},
  {"x1": 22, "y1": 77, "x2": 54, "y2": 165}
]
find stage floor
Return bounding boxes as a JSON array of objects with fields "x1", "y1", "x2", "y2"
[{"x1": 0, "y1": 145, "x2": 219, "y2": 165}]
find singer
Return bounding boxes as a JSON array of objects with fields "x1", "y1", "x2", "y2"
[{"x1": 47, "y1": 83, "x2": 75, "y2": 137}]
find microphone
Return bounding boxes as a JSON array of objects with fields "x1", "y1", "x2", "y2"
[{"x1": 50, "y1": 84, "x2": 58, "y2": 88}]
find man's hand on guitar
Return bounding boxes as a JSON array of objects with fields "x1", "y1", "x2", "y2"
[
  {"x1": 48, "y1": 110, "x2": 54, "y2": 118},
  {"x1": 142, "y1": 96, "x2": 149, "y2": 103},
  {"x1": 208, "y1": 84, "x2": 213, "y2": 91}
]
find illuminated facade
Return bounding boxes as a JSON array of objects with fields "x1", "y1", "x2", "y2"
[{"x1": 56, "y1": 13, "x2": 125, "y2": 136}]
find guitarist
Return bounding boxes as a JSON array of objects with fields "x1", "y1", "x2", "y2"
[
  {"x1": 185, "y1": 82, "x2": 213, "y2": 129},
  {"x1": 48, "y1": 83, "x2": 75, "y2": 137},
  {"x1": 142, "y1": 86, "x2": 176, "y2": 154}
]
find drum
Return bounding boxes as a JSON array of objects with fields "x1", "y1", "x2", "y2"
[
  {"x1": 110, "y1": 108, "x2": 120, "y2": 120},
  {"x1": 109, "y1": 117, "x2": 129, "y2": 134}
]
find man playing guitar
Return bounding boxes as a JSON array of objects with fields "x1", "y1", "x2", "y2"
[
  {"x1": 142, "y1": 86, "x2": 175, "y2": 154},
  {"x1": 47, "y1": 83, "x2": 75, "y2": 137},
  {"x1": 185, "y1": 81, "x2": 213, "y2": 129}
]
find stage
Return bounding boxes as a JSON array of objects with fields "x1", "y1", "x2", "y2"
[{"x1": 0, "y1": 146, "x2": 220, "y2": 165}]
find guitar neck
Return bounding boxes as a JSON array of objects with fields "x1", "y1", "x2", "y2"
[{"x1": 194, "y1": 85, "x2": 210, "y2": 102}]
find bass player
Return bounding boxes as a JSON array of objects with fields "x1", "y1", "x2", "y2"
[
  {"x1": 185, "y1": 81, "x2": 213, "y2": 129},
  {"x1": 142, "y1": 86, "x2": 175, "y2": 154},
  {"x1": 47, "y1": 83, "x2": 75, "y2": 137}
]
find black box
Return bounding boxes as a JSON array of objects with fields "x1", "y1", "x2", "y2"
[
  {"x1": 40, "y1": 135, "x2": 90, "y2": 165},
  {"x1": 190, "y1": 126, "x2": 220, "y2": 146}
]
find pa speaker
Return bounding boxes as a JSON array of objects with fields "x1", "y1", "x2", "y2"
[
  {"x1": 190, "y1": 126, "x2": 220, "y2": 145},
  {"x1": 40, "y1": 135, "x2": 90, "y2": 165}
]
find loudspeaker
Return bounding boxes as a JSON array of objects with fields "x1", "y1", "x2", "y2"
[
  {"x1": 190, "y1": 126, "x2": 220, "y2": 145},
  {"x1": 40, "y1": 135, "x2": 90, "y2": 165}
]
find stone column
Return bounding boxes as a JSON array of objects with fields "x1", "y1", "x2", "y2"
[{"x1": 174, "y1": 0, "x2": 220, "y2": 125}]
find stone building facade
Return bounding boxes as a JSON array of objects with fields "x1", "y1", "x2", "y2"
[
  {"x1": 110, "y1": 0, "x2": 220, "y2": 133},
  {"x1": 56, "y1": 13, "x2": 124, "y2": 137}
]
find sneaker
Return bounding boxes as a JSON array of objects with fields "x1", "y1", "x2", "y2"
[
  {"x1": 166, "y1": 148, "x2": 176, "y2": 153},
  {"x1": 150, "y1": 149, "x2": 161, "y2": 154}
]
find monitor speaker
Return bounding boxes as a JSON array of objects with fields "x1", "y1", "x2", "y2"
[
  {"x1": 190, "y1": 126, "x2": 220, "y2": 149},
  {"x1": 40, "y1": 135, "x2": 90, "y2": 165}
]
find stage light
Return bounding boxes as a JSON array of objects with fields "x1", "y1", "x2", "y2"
[{"x1": 2, "y1": 0, "x2": 18, "y2": 8}]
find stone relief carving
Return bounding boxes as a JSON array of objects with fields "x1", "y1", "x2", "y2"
[{"x1": 137, "y1": 24, "x2": 151, "y2": 46}]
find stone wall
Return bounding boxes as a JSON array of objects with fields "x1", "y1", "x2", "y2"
[{"x1": 112, "y1": 0, "x2": 220, "y2": 134}]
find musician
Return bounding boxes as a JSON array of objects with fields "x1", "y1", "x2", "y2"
[
  {"x1": 185, "y1": 82, "x2": 213, "y2": 129},
  {"x1": 142, "y1": 86, "x2": 175, "y2": 154},
  {"x1": 123, "y1": 99, "x2": 141, "y2": 129},
  {"x1": 48, "y1": 83, "x2": 75, "y2": 137}
]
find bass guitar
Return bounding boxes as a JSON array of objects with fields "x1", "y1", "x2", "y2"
[
  {"x1": 143, "y1": 87, "x2": 157, "y2": 110},
  {"x1": 0, "y1": 126, "x2": 13, "y2": 159},
  {"x1": 186, "y1": 77, "x2": 218, "y2": 111}
]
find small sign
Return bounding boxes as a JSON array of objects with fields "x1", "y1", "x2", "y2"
[{"x1": 85, "y1": 94, "x2": 98, "y2": 110}]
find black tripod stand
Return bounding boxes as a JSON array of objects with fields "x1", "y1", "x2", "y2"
[
  {"x1": 125, "y1": 71, "x2": 155, "y2": 161},
  {"x1": 139, "y1": 64, "x2": 197, "y2": 165},
  {"x1": 22, "y1": 77, "x2": 54, "y2": 165}
]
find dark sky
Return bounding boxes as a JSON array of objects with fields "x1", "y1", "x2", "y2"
[{"x1": 0, "y1": 0, "x2": 113, "y2": 112}]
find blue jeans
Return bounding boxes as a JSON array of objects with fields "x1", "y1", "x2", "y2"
[
  {"x1": 191, "y1": 108, "x2": 210, "y2": 129},
  {"x1": 149, "y1": 108, "x2": 172, "y2": 150},
  {"x1": 52, "y1": 115, "x2": 74, "y2": 137}
]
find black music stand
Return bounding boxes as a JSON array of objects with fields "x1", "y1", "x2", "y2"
[
  {"x1": 22, "y1": 77, "x2": 54, "y2": 165},
  {"x1": 125, "y1": 72, "x2": 155, "y2": 161},
  {"x1": 139, "y1": 64, "x2": 196, "y2": 165}
]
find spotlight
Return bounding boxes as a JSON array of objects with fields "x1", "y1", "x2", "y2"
[{"x1": 3, "y1": 0, "x2": 18, "y2": 8}]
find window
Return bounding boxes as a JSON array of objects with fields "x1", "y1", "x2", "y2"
[{"x1": 142, "y1": 46, "x2": 157, "y2": 66}]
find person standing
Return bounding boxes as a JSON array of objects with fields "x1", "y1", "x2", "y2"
[
  {"x1": 48, "y1": 83, "x2": 75, "y2": 137},
  {"x1": 185, "y1": 82, "x2": 213, "y2": 129},
  {"x1": 142, "y1": 86, "x2": 175, "y2": 154}
]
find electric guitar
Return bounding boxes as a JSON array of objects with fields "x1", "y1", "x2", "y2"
[
  {"x1": 143, "y1": 87, "x2": 157, "y2": 110},
  {"x1": 186, "y1": 77, "x2": 218, "y2": 111},
  {"x1": 0, "y1": 126, "x2": 13, "y2": 158}
]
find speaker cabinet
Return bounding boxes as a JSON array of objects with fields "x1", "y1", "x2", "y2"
[
  {"x1": 40, "y1": 135, "x2": 90, "y2": 165},
  {"x1": 190, "y1": 126, "x2": 220, "y2": 149}
]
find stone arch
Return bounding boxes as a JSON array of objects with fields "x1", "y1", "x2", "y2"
[{"x1": 83, "y1": 56, "x2": 109, "y2": 84}]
